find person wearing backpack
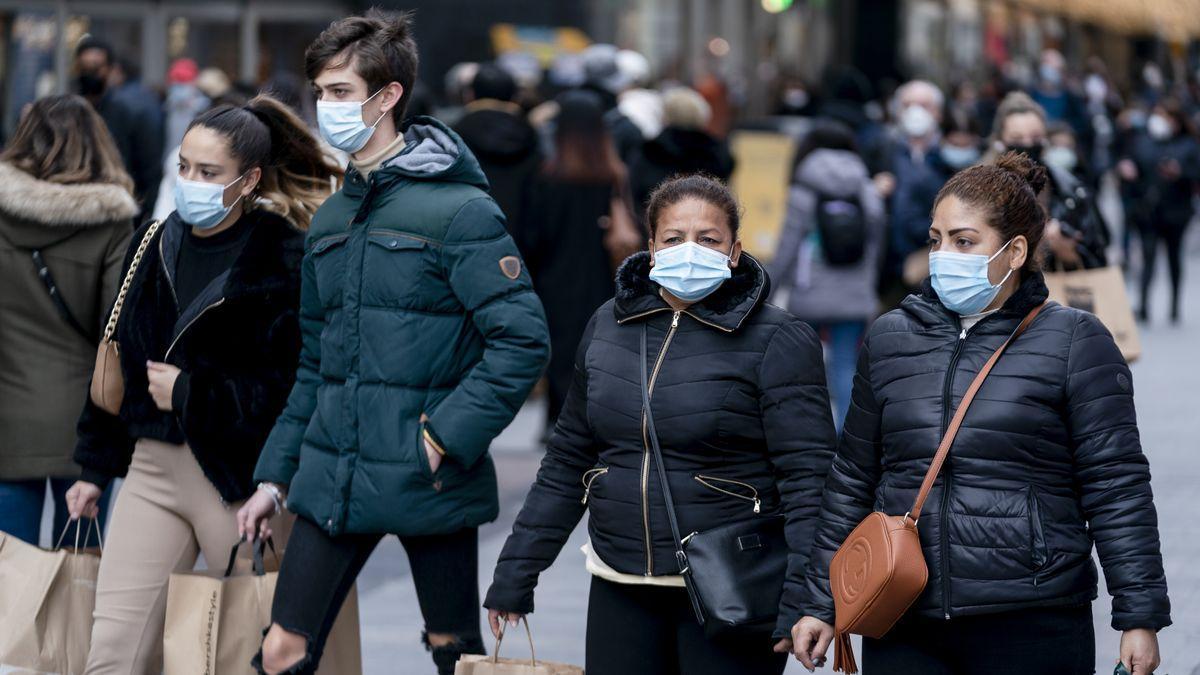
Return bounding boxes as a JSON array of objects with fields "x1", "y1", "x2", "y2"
[{"x1": 769, "y1": 122, "x2": 884, "y2": 431}]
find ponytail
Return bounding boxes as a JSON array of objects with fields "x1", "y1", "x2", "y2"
[{"x1": 188, "y1": 94, "x2": 343, "y2": 229}]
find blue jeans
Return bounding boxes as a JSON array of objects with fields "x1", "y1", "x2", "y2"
[
  {"x1": 810, "y1": 321, "x2": 866, "y2": 433},
  {"x1": 0, "y1": 478, "x2": 109, "y2": 548}
]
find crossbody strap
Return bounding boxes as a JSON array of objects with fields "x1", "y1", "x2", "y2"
[
  {"x1": 30, "y1": 249, "x2": 96, "y2": 345},
  {"x1": 640, "y1": 324, "x2": 707, "y2": 623},
  {"x1": 102, "y1": 220, "x2": 163, "y2": 343},
  {"x1": 907, "y1": 302, "x2": 1046, "y2": 522}
]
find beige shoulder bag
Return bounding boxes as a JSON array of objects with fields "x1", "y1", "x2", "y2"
[
  {"x1": 829, "y1": 302, "x2": 1045, "y2": 673},
  {"x1": 90, "y1": 220, "x2": 163, "y2": 415}
]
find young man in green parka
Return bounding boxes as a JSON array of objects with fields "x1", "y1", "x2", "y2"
[{"x1": 239, "y1": 10, "x2": 550, "y2": 675}]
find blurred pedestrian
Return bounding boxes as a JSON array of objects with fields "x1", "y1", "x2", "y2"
[
  {"x1": 454, "y1": 63, "x2": 542, "y2": 246},
  {"x1": 940, "y1": 109, "x2": 985, "y2": 172},
  {"x1": 75, "y1": 37, "x2": 164, "y2": 220},
  {"x1": 66, "y1": 94, "x2": 340, "y2": 673},
  {"x1": 791, "y1": 152, "x2": 1169, "y2": 675},
  {"x1": 629, "y1": 87, "x2": 734, "y2": 216},
  {"x1": 874, "y1": 80, "x2": 953, "y2": 308},
  {"x1": 1121, "y1": 98, "x2": 1200, "y2": 323},
  {"x1": 1030, "y1": 49, "x2": 1087, "y2": 141},
  {"x1": 615, "y1": 49, "x2": 664, "y2": 141},
  {"x1": 163, "y1": 58, "x2": 208, "y2": 152},
  {"x1": 524, "y1": 90, "x2": 633, "y2": 432},
  {"x1": 486, "y1": 174, "x2": 837, "y2": 675},
  {"x1": 581, "y1": 44, "x2": 650, "y2": 165},
  {"x1": 769, "y1": 121, "x2": 884, "y2": 432},
  {"x1": 989, "y1": 91, "x2": 1109, "y2": 269},
  {"x1": 0, "y1": 95, "x2": 136, "y2": 547},
  {"x1": 240, "y1": 12, "x2": 549, "y2": 675}
]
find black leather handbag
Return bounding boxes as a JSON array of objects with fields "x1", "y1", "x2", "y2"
[{"x1": 639, "y1": 325, "x2": 789, "y2": 638}]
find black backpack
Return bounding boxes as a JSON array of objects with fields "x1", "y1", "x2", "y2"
[{"x1": 812, "y1": 189, "x2": 866, "y2": 266}]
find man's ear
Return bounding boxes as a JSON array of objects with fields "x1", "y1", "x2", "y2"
[
  {"x1": 380, "y1": 82, "x2": 405, "y2": 115},
  {"x1": 729, "y1": 240, "x2": 743, "y2": 268}
]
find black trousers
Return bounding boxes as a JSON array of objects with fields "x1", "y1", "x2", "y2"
[
  {"x1": 584, "y1": 576, "x2": 786, "y2": 675},
  {"x1": 862, "y1": 604, "x2": 1095, "y2": 674},
  {"x1": 1139, "y1": 217, "x2": 1190, "y2": 321},
  {"x1": 259, "y1": 515, "x2": 483, "y2": 675}
]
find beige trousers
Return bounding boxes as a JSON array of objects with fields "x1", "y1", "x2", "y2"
[{"x1": 83, "y1": 438, "x2": 290, "y2": 675}]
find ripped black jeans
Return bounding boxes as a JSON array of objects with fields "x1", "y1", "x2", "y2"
[{"x1": 254, "y1": 514, "x2": 483, "y2": 675}]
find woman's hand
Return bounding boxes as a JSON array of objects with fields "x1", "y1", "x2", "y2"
[
  {"x1": 791, "y1": 616, "x2": 834, "y2": 671},
  {"x1": 1119, "y1": 628, "x2": 1160, "y2": 674},
  {"x1": 236, "y1": 486, "x2": 281, "y2": 541},
  {"x1": 486, "y1": 608, "x2": 525, "y2": 640},
  {"x1": 65, "y1": 481, "x2": 103, "y2": 520},
  {"x1": 146, "y1": 361, "x2": 182, "y2": 412}
]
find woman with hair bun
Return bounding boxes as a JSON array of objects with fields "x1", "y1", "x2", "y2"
[
  {"x1": 790, "y1": 152, "x2": 1170, "y2": 674},
  {"x1": 66, "y1": 94, "x2": 341, "y2": 674}
]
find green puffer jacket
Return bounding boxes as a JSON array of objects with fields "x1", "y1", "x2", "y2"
[{"x1": 255, "y1": 118, "x2": 550, "y2": 536}]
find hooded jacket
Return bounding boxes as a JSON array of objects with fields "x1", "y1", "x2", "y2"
[
  {"x1": 800, "y1": 272, "x2": 1171, "y2": 631},
  {"x1": 485, "y1": 252, "x2": 837, "y2": 639},
  {"x1": 629, "y1": 127, "x2": 735, "y2": 215},
  {"x1": 0, "y1": 162, "x2": 136, "y2": 480},
  {"x1": 74, "y1": 208, "x2": 305, "y2": 503},
  {"x1": 453, "y1": 102, "x2": 542, "y2": 244},
  {"x1": 254, "y1": 117, "x2": 550, "y2": 537},
  {"x1": 769, "y1": 148, "x2": 885, "y2": 322}
]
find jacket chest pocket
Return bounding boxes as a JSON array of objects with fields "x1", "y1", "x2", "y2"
[
  {"x1": 362, "y1": 231, "x2": 437, "y2": 305},
  {"x1": 310, "y1": 234, "x2": 350, "y2": 308}
]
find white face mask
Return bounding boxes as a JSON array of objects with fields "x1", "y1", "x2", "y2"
[
  {"x1": 900, "y1": 104, "x2": 936, "y2": 138},
  {"x1": 649, "y1": 241, "x2": 734, "y2": 302},
  {"x1": 173, "y1": 172, "x2": 248, "y2": 230},
  {"x1": 1147, "y1": 114, "x2": 1173, "y2": 141},
  {"x1": 1043, "y1": 146, "x2": 1078, "y2": 172},
  {"x1": 316, "y1": 88, "x2": 388, "y2": 153}
]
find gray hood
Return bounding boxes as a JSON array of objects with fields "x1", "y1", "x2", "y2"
[{"x1": 793, "y1": 148, "x2": 868, "y2": 198}]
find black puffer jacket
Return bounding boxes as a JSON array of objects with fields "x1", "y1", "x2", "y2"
[
  {"x1": 800, "y1": 272, "x2": 1171, "y2": 631},
  {"x1": 75, "y1": 209, "x2": 303, "y2": 503},
  {"x1": 485, "y1": 252, "x2": 837, "y2": 638}
]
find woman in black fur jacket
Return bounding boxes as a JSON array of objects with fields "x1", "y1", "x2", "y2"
[
  {"x1": 64, "y1": 95, "x2": 341, "y2": 674},
  {"x1": 484, "y1": 174, "x2": 838, "y2": 675}
]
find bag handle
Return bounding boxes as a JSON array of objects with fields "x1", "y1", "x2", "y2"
[
  {"x1": 223, "y1": 536, "x2": 277, "y2": 577},
  {"x1": 640, "y1": 324, "x2": 708, "y2": 626},
  {"x1": 907, "y1": 302, "x2": 1046, "y2": 523},
  {"x1": 54, "y1": 517, "x2": 104, "y2": 553},
  {"x1": 491, "y1": 615, "x2": 537, "y2": 666},
  {"x1": 102, "y1": 220, "x2": 163, "y2": 343}
]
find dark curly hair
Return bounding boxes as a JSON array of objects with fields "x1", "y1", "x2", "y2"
[
  {"x1": 645, "y1": 173, "x2": 741, "y2": 238},
  {"x1": 933, "y1": 151, "x2": 1047, "y2": 272},
  {"x1": 305, "y1": 9, "x2": 418, "y2": 124}
]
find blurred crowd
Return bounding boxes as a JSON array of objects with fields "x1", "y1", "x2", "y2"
[{"x1": 62, "y1": 35, "x2": 1198, "y2": 434}]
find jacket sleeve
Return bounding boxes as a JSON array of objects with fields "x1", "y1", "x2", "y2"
[
  {"x1": 254, "y1": 254, "x2": 321, "y2": 486},
  {"x1": 760, "y1": 319, "x2": 838, "y2": 639},
  {"x1": 800, "y1": 334, "x2": 884, "y2": 624},
  {"x1": 426, "y1": 197, "x2": 551, "y2": 468},
  {"x1": 484, "y1": 314, "x2": 599, "y2": 614},
  {"x1": 73, "y1": 222, "x2": 145, "y2": 487},
  {"x1": 177, "y1": 308, "x2": 300, "y2": 451},
  {"x1": 1066, "y1": 312, "x2": 1171, "y2": 631},
  {"x1": 766, "y1": 186, "x2": 811, "y2": 292}
]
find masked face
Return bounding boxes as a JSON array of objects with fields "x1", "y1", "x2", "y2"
[
  {"x1": 900, "y1": 104, "x2": 937, "y2": 138},
  {"x1": 649, "y1": 197, "x2": 741, "y2": 304},
  {"x1": 173, "y1": 172, "x2": 248, "y2": 229},
  {"x1": 928, "y1": 196, "x2": 1023, "y2": 316},
  {"x1": 316, "y1": 88, "x2": 388, "y2": 153}
]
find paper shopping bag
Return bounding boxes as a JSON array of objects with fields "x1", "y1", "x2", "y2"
[
  {"x1": 1043, "y1": 266, "x2": 1141, "y2": 362},
  {"x1": 0, "y1": 522, "x2": 103, "y2": 675},
  {"x1": 455, "y1": 618, "x2": 583, "y2": 675},
  {"x1": 164, "y1": 539, "x2": 360, "y2": 675}
]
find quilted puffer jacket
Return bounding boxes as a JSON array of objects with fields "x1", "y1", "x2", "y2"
[
  {"x1": 485, "y1": 252, "x2": 838, "y2": 639},
  {"x1": 800, "y1": 271, "x2": 1171, "y2": 631}
]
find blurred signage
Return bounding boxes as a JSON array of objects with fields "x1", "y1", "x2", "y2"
[
  {"x1": 490, "y1": 24, "x2": 590, "y2": 65},
  {"x1": 729, "y1": 130, "x2": 796, "y2": 263}
]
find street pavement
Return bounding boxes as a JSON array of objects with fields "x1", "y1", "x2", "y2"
[{"x1": 357, "y1": 243, "x2": 1200, "y2": 674}]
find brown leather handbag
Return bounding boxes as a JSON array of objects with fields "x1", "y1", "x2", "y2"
[
  {"x1": 90, "y1": 220, "x2": 163, "y2": 415},
  {"x1": 829, "y1": 302, "x2": 1045, "y2": 673}
]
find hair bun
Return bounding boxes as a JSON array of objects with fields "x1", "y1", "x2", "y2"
[{"x1": 994, "y1": 150, "x2": 1048, "y2": 194}]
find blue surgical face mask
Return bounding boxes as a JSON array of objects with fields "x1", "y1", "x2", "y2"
[
  {"x1": 929, "y1": 239, "x2": 1015, "y2": 315},
  {"x1": 940, "y1": 144, "x2": 981, "y2": 170},
  {"x1": 649, "y1": 241, "x2": 733, "y2": 302},
  {"x1": 173, "y1": 172, "x2": 247, "y2": 230},
  {"x1": 316, "y1": 89, "x2": 387, "y2": 153}
]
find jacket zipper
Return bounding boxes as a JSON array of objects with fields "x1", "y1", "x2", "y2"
[
  {"x1": 580, "y1": 467, "x2": 608, "y2": 504},
  {"x1": 937, "y1": 317, "x2": 993, "y2": 619},
  {"x1": 164, "y1": 298, "x2": 226, "y2": 362},
  {"x1": 640, "y1": 310, "x2": 681, "y2": 575},
  {"x1": 694, "y1": 475, "x2": 761, "y2": 513}
]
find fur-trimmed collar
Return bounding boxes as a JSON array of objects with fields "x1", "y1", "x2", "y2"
[
  {"x1": 0, "y1": 161, "x2": 138, "y2": 226},
  {"x1": 613, "y1": 251, "x2": 770, "y2": 332},
  {"x1": 905, "y1": 270, "x2": 1050, "y2": 327}
]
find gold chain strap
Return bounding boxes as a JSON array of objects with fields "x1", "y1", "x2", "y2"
[{"x1": 102, "y1": 220, "x2": 163, "y2": 342}]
